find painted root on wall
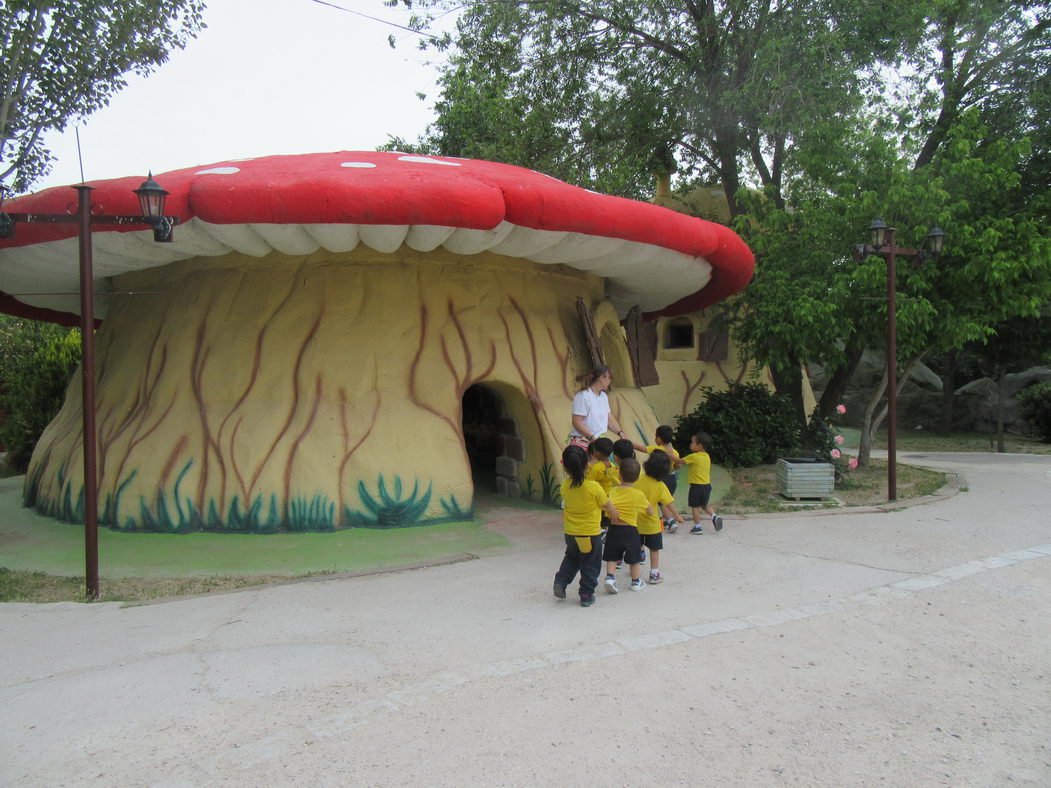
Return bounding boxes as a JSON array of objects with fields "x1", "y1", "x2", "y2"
[{"x1": 25, "y1": 249, "x2": 659, "y2": 531}]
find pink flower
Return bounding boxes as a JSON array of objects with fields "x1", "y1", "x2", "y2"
[
  {"x1": 848, "y1": 458, "x2": 858, "y2": 470},
  {"x1": 836, "y1": 404, "x2": 847, "y2": 415},
  {"x1": 830, "y1": 449, "x2": 841, "y2": 459},
  {"x1": 834, "y1": 434, "x2": 845, "y2": 444}
]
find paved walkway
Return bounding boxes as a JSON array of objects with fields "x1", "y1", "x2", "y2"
[{"x1": 2, "y1": 451, "x2": 1050, "y2": 786}]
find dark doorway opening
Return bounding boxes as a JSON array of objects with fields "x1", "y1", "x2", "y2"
[{"x1": 461, "y1": 384, "x2": 523, "y2": 498}]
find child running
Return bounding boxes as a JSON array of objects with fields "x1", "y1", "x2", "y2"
[
  {"x1": 554, "y1": 444, "x2": 619, "y2": 607},
  {"x1": 633, "y1": 450, "x2": 685, "y2": 585},
  {"x1": 631, "y1": 425, "x2": 682, "y2": 533},
  {"x1": 601, "y1": 457, "x2": 652, "y2": 593},
  {"x1": 678, "y1": 432, "x2": 724, "y2": 535}
]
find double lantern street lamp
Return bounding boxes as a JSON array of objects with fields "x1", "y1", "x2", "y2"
[
  {"x1": 0, "y1": 176, "x2": 179, "y2": 599},
  {"x1": 855, "y1": 218, "x2": 946, "y2": 502}
]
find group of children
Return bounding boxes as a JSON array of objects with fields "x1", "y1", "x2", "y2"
[{"x1": 553, "y1": 426, "x2": 725, "y2": 607}]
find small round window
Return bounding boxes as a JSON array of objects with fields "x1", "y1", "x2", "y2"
[{"x1": 663, "y1": 317, "x2": 694, "y2": 349}]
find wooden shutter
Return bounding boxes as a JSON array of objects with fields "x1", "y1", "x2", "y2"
[
  {"x1": 623, "y1": 306, "x2": 661, "y2": 387},
  {"x1": 575, "y1": 296, "x2": 604, "y2": 367},
  {"x1": 698, "y1": 328, "x2": 729, "y2": 361}
]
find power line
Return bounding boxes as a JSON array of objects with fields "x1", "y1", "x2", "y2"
[{"x1": 308, "y1": 0, "x2": 440, "y2": 40}]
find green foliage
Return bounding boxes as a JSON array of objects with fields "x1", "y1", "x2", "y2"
[
  {"x1": 537, "y1": 462, "x2": 558, "y2": 505},
  {"x1": 346, "y1": 475, "x2": 433, "y2": 528},
  {"x1": 0, "y1": 0, "x2": 206, "y2": 191},
  {"x1": 0, "y1": 316, "x2": 81, "y2": 472},
  {"x1": 439, "y1": 494, "x2": 473, "y2": 520},
  {"x1": 674, "y1": 384, "x2": 800, "y2": 467},
  {"x1": 1017, "y1": 383, "x2": 1051, "y2": 442}
]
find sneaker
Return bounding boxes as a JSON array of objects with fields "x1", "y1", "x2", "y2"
[
  {"x1": 616, "y1": 560, "x2": 623, "y2": 569},
  {"x1": 713, "y1": 515, "x2": 724, "y2": 532},
  {"x1": 580, "y1": 593, "x2": 595, "y2": 607},
  {"x1": 604, "y1": 575, "x2": 619, "y2": 594},
  {"x1": 648, "y1": 571, "x2": 662, "y2": 585},
  {"x1": 690, "y1": 525, "x2": 704, "y2": 535},
  {"x1": 640, "y1": 549, "x2": 647, "y2": 562},
  {"x1": 630, "y1": 578, "x2": 646, "y2": 591},
  {"x1": 668, "y1": 521, "x2": 678, "y2": 534},
  {"x1": 553, "y1": 581, "x2": 567, "y2": 599}
]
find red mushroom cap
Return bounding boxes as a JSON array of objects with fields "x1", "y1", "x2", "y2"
[{"x1": 0, "y1": 152, "x2": 753, "y2": 323}]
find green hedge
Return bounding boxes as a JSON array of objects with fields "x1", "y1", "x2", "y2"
[
  {"x1": 673, "y1": 383, "x2": 800, "y2": 467},
  {"x1": 1017, "y1": 382, "x2": 1051, "y2": 442},
  {"x1": 0, "y1": 317, "x2": 81, "y2": 472}
]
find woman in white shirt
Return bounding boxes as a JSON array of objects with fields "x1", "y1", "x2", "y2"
[{"x1": 568, "y1": 364, "x2": 627, "y2": 448}]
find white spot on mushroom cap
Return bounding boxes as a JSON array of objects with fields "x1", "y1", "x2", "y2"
[
  {"x1": 397, "y1": 155, "x2": 461, "y2": 167},
  {"x1": 340, "y1": 162, "x2": 377, "y2": 168},
  {"x1": 196, "y1": 166, "x2": 240, "y2": 175}
]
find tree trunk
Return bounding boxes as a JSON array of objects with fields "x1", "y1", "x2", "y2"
[
  {"x1": 940, "y1": 348, "x2": 959, "y2": 435},
  {"x1": 859, "y1": 353, "x2": 927, "y2": 467},
  {"x1": 769, "y1": 357, "x2": 806, "y2": 434},
  {"x1": 816, "y1": 334, "x2": 864, "y2": 420},
  {"x1": 996, "y1": 361, "x2": 1007, "y2": 453},
  {"x1": 856, "y1": 370, "x2": 888, "y2": 468}
]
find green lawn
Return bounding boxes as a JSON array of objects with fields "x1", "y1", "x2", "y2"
[{"x1": 0, "y1": 476, "x2": 511, "y2": 580}]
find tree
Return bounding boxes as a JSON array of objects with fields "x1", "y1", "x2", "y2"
[
  {"x1": 0, "y1": 0, "x2": 206, "y2": 193},
  {"x1": 970, "y1": 315, "x2": 1051, "y2": 452},
  {"x1": 392, "y1": 0, "x2": 923, "y2": 208},
  {"x1": 0, "y1": 315, "x2": 80, "y2": 472}
]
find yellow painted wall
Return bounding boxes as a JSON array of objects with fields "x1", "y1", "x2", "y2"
[{"x1": 25, "y1": 247, "x2": 660, "y2": 531}]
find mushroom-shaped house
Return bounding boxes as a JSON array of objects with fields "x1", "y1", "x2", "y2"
[{"x1": 0, "y1": 152, "x2": 753, "y2": 532}]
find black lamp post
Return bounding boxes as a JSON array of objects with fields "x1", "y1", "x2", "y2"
[
  {"x1": 0, "y1": 178, "x2": 179, "y2": 598},
  {"x1": 855, "y1": 219, "x2": 946, "y2": 501}
]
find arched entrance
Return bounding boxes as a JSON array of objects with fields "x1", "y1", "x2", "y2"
[{"x1": 461, "y1": 383, "x2": 526, "y2": 498}]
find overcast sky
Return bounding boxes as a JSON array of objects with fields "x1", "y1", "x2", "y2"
[{"x1": 34, "y1": 0, "x2": 445, "y2": 192}]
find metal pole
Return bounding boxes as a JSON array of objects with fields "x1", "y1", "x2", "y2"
[
  {"x1": 75, "y1": 186, "x2": 100, "y2": 599},
  {"x1": 885, "y1": 228, "x2": 897, "y2": 502}
]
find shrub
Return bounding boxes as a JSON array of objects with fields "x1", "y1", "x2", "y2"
[
  {"x1": 1017, "y1": 382, "x2": 1051, "y2": 442},
  {"x1": 0, "y1": 317, "x2": 81, "y2": 472},
  {"x1": 803, "y1": 405, "x2": 857, "y2": 483},
  {"x1": 674, "y1": 383, "x2": 799, "y2": 467}
]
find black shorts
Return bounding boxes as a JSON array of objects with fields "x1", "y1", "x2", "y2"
[
  {"x1": 688, "y1": 483, "x2": 712, "y2": 508},
  {"x1": 639, "y1": 531, "x2": 664, "y2": 551},
  {"x1": 663, "y1": 472, "x2": 677, "y2": 497},
  {"x1": 602, "y1": 524, "x2": 642, "y2": 564}
]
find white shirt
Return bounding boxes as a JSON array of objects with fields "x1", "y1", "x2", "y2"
[{"x1": 571, "y1": 388, "x2": 611, "y2": 438}]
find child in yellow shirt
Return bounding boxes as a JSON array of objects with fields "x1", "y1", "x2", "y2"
[
  {"x1": 554, "y1": 444, "x2": 619, "y2": 607},
  {"x1": 632, "y1": 424, "x2": 681, "y2": 532},
  {"x1": 586, "y1": 437, "x2": 616, "y2": 532},
  {"x1": 600, "y1": 458, "x2": 653, "y2": 593},
  {"x1": 677, "y1": 432, "x2": 724, "y2": 535},
  {"x1": 633, "y1": 450, "x2": 685, "y2": 584}
]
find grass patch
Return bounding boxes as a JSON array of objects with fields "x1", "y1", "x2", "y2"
[
  {"x1": 0, "y1": 566, "x2": 303, "y2": 603},
  {"x1": 718, "y1": 459, "x2": 947, "y2": 515},
  {"x1": 873, "y1": 430, "x2": 1051, "y2": 455}
]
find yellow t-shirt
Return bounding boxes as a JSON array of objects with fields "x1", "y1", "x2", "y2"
[
  {"x1": 632, "y1": 474, "x2": 674, "y2": 535},
  {"x1": 646, "y1": 443, "x2": 680, "y2": 463},
  {"x1": 608, "y1": 485, "x2": 650, "y2": 527},
  {"x1": 586, "y1": 460, "x2": 615, "y2": 494},
  {"x1": 560, "y1": 478, "x2": 607, "y2": 536},
  {"x1": 681, "y1": 451, "x2": 712, "y2": 485}
]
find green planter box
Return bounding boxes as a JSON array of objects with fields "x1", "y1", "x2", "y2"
[{"x1": 776, "y1": 457, "x2": 834, "y2": 500}]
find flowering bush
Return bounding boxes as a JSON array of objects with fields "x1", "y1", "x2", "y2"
[{"x1": 806, "y1": 405, "x2": 855, "y2": 484}]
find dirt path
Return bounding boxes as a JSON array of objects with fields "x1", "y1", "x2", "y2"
[{"x1": 1, "y1": 451, "x2": 1049, "y2": 786}]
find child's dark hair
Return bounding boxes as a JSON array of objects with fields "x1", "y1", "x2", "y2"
[
  {"x1": 655, "y1": 425, "x2": 674, "y2": 444},
  {"x1": 612, "y1": 438, "x2": 635, "y2": 461},
  {"x1": 643, "y1": 449, "x2": 671, "y2": 480},
  {"x1": 693, "y1": 432, "x2": 713, "y2": 449},
  {"x1": 562, "y1": 444, "x2": 588, "y2": 487},
  {"x1": 588, "y1": 436, "x2": 614, "y2": 459},
  {"x1": 618, "y1": 457, "x2": 641, "y2": 484}
]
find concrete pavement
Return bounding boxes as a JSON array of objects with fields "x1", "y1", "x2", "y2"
[{"x1": 2, "y1": 451, "x2": 1050, "y2": 786}]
